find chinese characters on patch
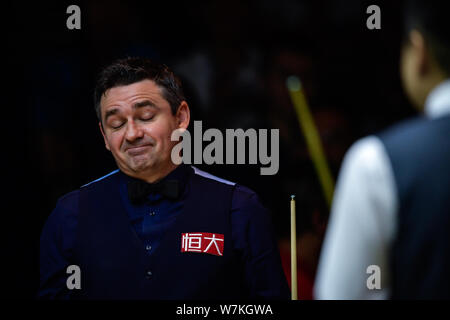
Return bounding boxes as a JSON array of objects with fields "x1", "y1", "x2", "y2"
[{"x1": 181, "y1": 232, "x2": 225, "y2": 256}]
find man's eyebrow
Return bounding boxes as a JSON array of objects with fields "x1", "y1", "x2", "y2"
[
  {"x1": 132, "y1": 100, "x2": 159, "y2": 110},
  {"x1": 104, "y1": 108, "x2": 119, "y2": 122}
]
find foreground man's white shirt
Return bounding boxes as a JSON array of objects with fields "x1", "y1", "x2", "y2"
[{"x1": 314, "y1": 80, "x2": 450, "y2": 300}]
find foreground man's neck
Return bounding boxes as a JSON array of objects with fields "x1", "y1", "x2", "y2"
[
  {"x1": 144, "y1": 163, "x2": 179, "y2": 184},
  {"x1": 123, "y1": 163, "x2": 179, "y2": 184}
]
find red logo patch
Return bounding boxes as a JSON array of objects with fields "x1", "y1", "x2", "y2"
[{"x1": 181, "y1": 232, "x2": 224, "y2": 256}]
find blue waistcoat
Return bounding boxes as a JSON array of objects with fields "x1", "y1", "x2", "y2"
[
  {"x1": 74, "y1": 168, "x2": 248, "y2": 300},
  {"x1": 378, "y1": 114, "x2": 450, "y2": 299}
]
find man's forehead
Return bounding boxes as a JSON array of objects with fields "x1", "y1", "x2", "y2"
[{"x1": 101, "y1": 79, "x2": 164, "y2": 108}]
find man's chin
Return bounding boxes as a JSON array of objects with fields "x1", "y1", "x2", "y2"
[
  {"x1": 130, "y1": 161, "x2": 155, "y2": 173},
  {"x1": 120, "y1": 157, "x2": 156, "y2": 175}
]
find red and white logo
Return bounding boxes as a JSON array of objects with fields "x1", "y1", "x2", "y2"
[{"x1": 181, "y1": 232, "x2": 224, "y2": 256}]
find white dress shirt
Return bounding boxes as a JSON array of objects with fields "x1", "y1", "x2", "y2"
[{"x1": 314, "y1": 79, "x2": 450, "y2": 300}]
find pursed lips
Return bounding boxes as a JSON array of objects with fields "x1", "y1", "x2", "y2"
[{"x1": 124, "y1": 144, "x2": 153, "y2": 155}]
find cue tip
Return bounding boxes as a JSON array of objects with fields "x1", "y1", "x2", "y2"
[{"x1": 286, "y1": 76, "x2": 302, "y2": 92}]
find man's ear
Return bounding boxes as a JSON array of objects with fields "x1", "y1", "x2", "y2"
[
  {"x1": 409, "y1": 29, "x2": 429, "y2": 76},
  {"x1": 99, "y1": 122, "x2": 111, "y2": 151},
  {"x1": 175, "y1": 101, "x2": 190, "y2": 130}
]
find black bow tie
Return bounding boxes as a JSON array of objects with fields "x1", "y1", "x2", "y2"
[{"x1": 128, "y1": 178, "x2": 180, "y2": 204}]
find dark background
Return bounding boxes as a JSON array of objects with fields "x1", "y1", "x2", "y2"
[{"x1": 5, "y1": 0, "x2": 415, "y2": 299}]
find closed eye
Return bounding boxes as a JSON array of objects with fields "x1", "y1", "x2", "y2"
[
  {"x1": 140, "y1": 114, "x2": 155, "y2": 121},
  {"x1": 112, "y1": 123, "x2": 125, "y2": 129},
  {"x1": 109, "y1": 120, "x2": 125, "y2": 129}
]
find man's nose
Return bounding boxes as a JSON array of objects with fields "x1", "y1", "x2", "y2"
[{"x1": 125, "y1": 120, "x2": 144, "y2": 141}]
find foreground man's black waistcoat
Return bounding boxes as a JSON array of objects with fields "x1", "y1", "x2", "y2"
[{"x1": 74, "y1": 168, "x2": 248, "y2": 299}]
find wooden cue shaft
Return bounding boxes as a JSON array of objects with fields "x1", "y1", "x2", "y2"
[{"x1": 291, "y1": 195, "x2": 298, "y2": 300}]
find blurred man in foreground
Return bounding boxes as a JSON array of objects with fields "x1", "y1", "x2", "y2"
[{"x1": 315, "y1": 0, "x2": 450, "y2": 299}]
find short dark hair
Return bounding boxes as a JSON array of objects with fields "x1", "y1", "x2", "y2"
[
  {"x1": 94, "y1": 57, "x2": 185, "y2": 122},
  {"x1": 404, "y1": 0, "x2": 450, "y2": 75}
]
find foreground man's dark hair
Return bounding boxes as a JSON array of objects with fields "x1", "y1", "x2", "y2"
[{"x1": 94, "y1": 57, "x2": 185, "y2": 121}]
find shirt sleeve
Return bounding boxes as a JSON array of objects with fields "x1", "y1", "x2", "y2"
[
  {"x1": 38, "y1": 190, "x2": 79, "y2": 299},
  {"x1": 314, "y1": 136, "x2": 398, "y2": 299},
  {"x1": 231, "y1": 185, "x2": 291, "y2": 300}
]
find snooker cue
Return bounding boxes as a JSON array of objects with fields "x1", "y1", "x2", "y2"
[
  {"x1": 287, "y1": 76, "x2": 336, "y2": 300},
  {"x1": 290, "y1": 195, "x2": 298, "y2": 300}
]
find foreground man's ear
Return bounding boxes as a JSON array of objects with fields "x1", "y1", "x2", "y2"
[{"x1": 176, "y1": 101, "x2": 190, "y2": 130}]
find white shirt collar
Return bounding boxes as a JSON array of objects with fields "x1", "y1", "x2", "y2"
[{"x1": 424, "y1": 79, "x2": 450, "y2": 118}]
